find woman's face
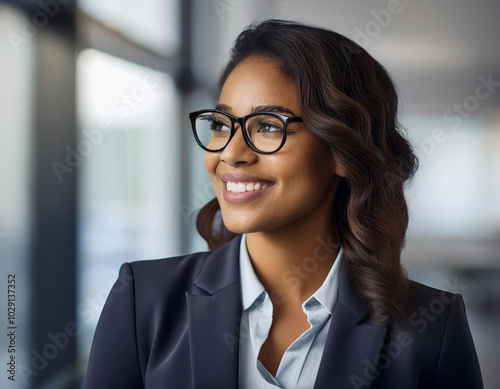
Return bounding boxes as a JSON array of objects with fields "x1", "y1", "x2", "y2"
[{"x1": 204, "y1": 56, "x2": 345, "y2": 235}]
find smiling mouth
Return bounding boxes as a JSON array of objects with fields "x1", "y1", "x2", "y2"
[{"x1": 225, "y1": 181, "x2": 275, "y2": 194}]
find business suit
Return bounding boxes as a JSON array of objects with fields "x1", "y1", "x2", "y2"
[{"x1": 85, "y1": 234, "x2": 483, "y2": 389}]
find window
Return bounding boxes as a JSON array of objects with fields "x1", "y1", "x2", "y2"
[{"x1": 76, "y1": 1, "x2": 183, "y2": 367}]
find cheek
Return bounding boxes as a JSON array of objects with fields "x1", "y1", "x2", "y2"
[
  {"x1": 280, "y1": 149, "x2": 318, "y2": 177},
  {"x1": 284, "y1": 150, "x2": 332, "y2": 188}
]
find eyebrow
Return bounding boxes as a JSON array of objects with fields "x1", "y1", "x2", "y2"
[{"x1": 215, "y1": 104, "x2": 299, "y2": 117}]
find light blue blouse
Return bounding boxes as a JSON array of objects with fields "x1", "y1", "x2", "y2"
[{"x1": 238, "y1": 233, "x2": 344, "y2": 388}]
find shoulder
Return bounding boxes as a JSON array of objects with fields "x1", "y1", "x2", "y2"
[
  {"x1": 408, "y1": 279, "x2": 458, "y2": 302},
  {"x1": 113, "y1": 234, "x2": 242, "y2": 302},
  {"x1": 406, "y1": 280, "x2": 464, "y2": 327},
  {"x1": 399, "y1": 279, "x2": 467, "y2": 339},
  {"x1": 129, "y1": 250, "x2": 211, "y2": 279},
  {"x1": 395, "y1": 280, "x2": 483, "y2": 387},
  {"x1": 116, "y1": 249, "x2": 213, "y2": 298},
  {"x1": 407, "y1": 279, "x2": 459, "y2": 311},
  {"x1": 379, "y1": 280, "x2": 468, "y2": 369},
  {"x1": 370, "y1": 280, "x2": 483, "y2": 387}
]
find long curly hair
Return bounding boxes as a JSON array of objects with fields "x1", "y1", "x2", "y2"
[{"x1": 196, "y1": 19, "x2": 419, "y2": 325}]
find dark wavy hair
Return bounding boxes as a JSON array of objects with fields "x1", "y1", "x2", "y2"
[{"x1": 196, "y1": 19, "x2": 419, "y2": 325}]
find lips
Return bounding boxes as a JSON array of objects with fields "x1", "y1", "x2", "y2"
[{"x1": 220, "y1": 172, "x2": 276, "y2": 203}]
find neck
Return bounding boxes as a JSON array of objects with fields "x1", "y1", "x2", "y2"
[{"x1": 245, "y1": 214, "x2": 341, "y2": 307}]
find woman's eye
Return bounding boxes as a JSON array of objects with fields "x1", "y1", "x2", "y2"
[
  {"x1": 210, "y1": 120, "x2": 230, "y2": 132},
  {"x1": 257, "y1": 122, "x2": 283, "y2": 133}
]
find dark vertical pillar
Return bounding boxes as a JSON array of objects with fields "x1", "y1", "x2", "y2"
[{"x1": 30, "y1": 3, "x2": 78, "y2": 387}]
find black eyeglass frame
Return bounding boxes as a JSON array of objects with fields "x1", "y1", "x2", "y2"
[{"x1": 189, "y1": 109, "x2": 303, "y2": 154}]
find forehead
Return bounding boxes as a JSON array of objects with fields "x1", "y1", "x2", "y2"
[{"x1": 218, "y1": 56, "x2": 300, "y2": 116}]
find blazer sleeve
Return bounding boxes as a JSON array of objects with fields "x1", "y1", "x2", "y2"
[
  {"x1": 85, "y1": 263, "x2": 144, "y2": 389},
  {"x1": 430, "y1": 293, "x2": 484, "y2": 389}
]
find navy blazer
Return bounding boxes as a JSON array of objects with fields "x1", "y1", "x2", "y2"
[{"x1": 85, "y1": 234, "x2": 483, "y2": 389}]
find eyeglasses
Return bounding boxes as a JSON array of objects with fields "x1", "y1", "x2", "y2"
[{"x1": 189, "y1": 109, "x2": 303, "y2": 154}]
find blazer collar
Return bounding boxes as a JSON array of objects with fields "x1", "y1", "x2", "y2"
[
  {"x1": 337, "y1": 257, "x2": 371, "y2": 323},
  {"x1": 192, "y1": 234, "x2": 242, "y2": 295},
  {"x1": 313, "y1": 254, "x2": 388, "y2": 389},
  {"x1": 186, "y1": 235, "x2": 243, "y2": 389}
]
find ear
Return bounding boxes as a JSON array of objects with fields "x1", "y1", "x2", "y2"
[{"x1": 332, "y1": 159, "x2": 346, "y2": 178}]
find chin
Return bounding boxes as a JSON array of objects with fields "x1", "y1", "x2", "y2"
[
  {"x1": 220, "y1": 219, "x2": 250, "y2": 235},
  {"x1": 225, "y1": 218, "x2": 279, "y2": 235},
  {"x1": 220, "y1": 215, "x2": 260, "y2": 235}
]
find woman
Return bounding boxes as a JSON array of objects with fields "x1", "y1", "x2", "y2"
[{"x1": 85, "y1": 19, "x2": 483, "y2": 388}]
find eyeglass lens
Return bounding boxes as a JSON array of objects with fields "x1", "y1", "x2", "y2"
[{"x1": 194, "y1": 112, "x2": 285, "y2": 153}]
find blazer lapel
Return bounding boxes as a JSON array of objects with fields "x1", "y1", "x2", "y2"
[
  {"x1": 186, "y1": 235, "x2": 243, "y2": 389},
  {"x1": 314, "y1": 261, "x2": 388, "y2": 389}
]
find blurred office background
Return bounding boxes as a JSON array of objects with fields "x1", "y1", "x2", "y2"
[{"x1": 0, "y1": 0, "x2": 499, "y2": 387}]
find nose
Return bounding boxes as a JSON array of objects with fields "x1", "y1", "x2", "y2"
[{"x1": 220, "y1": 123, "x2": 257, "y2": 166}]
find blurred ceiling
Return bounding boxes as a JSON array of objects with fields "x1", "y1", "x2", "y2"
[{"x1": 192, "y1": 0, "x2": 500, "y2": 115}]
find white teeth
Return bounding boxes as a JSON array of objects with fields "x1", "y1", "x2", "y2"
[{"x1": 225, "y1": 181, "x2": 272, "y2": 194}]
